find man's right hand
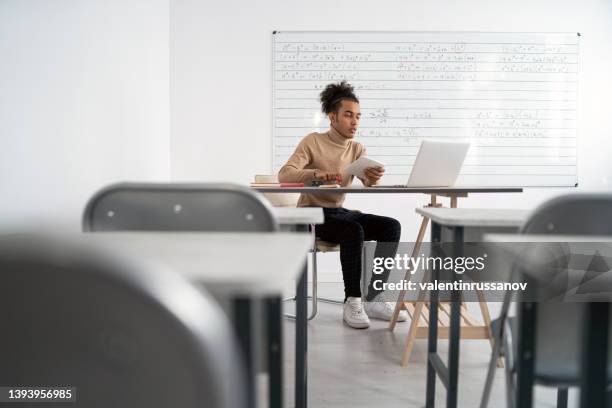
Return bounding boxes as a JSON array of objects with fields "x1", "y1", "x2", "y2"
[{"x1": 314, "y1": 170, "x2": 342, "y2": 182}]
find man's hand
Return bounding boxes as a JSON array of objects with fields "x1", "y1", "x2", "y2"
[
  {"x1": 363, "y1": 166, "x2": 385, "y2": 185},
  {"x1": 314, "y1": 170, "x2": 342, "y2": 183}
]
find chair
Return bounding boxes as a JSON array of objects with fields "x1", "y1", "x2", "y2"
[
  {"x1": 480, "y1": 193, "x2": 612, "y2": 408},
  {"x1": 255, "y1": 174, "x2": 344, "y2": 320},
  {"x1": 82, "y1": 182, "x2": 279, "y2": 407},
  {"x1": 0, "y1": 234, "x2": 245, "y2": 408},
  {"x1": 83, "y1": 182, "x2": 278, "y2": 232}
]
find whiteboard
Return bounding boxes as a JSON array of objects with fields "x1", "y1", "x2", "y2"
[{"x1": 272, "y1": 31, "x2": 579, "y2": 187}]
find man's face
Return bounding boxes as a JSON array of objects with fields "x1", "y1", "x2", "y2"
[{"x1": 329, "y1": 100, "x2": 361, "y2": 139}]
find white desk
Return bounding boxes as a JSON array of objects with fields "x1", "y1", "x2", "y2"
[
  {"x1": 81, "y1": 231, "x2": 311, "y2": 408},
  {"x1": 82, "y1": 232, "x2": 311, "y2": 297},
  {"x1": 270, "y1": 208, "x2": 323, "y2": 408},
  {"x1": 88, "y1": 211, "x2": 323, "y2": 408},
  {"x1": 408, "y1": 209, "x2": 529, "y2": 408},
  {"x1": 416, "y1": 208, "x2": 529, "y2": 228},
  {"x1": 274, "y1": 207, "x2": 324, "y2": 225},
  {"x1": 255, "y1": 186, "x2": 523, "y2": 194},
  {"x1": 395, "y1": 209, "x2": 528, "y2": 369}
]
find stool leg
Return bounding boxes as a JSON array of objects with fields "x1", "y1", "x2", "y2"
[
  {"x1": 390, "y1": 215, "x2": 429, "y2": 330},
  {"x1": 401, "y1": 270, "x2": 429, "y2": 367}
]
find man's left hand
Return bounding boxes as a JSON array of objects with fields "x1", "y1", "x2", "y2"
[{"x1": 364, "y1": 166, "x2": 385, "y2": 185}]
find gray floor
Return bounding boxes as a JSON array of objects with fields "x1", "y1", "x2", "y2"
[{"x1": 278, "y1": 282, "x2": 572, "y2": 408}]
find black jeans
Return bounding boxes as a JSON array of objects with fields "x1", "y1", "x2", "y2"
[{"x1": 314, "y1": 207, "x2": 401, "y2": 301}]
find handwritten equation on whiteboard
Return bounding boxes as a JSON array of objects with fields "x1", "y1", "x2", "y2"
[{"x1": 272, "y1": 32, "x2": 579, "y2": 187}]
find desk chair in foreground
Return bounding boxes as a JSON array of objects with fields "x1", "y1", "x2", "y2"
[
  {"x1": 254, "y1": 174, "x2": 345, "y2": 320},
  {"x1": 83, "y1": 182, "x2": 278, "y2": 232},
  {"x1": 480, "y1": 194, "x2": 612, "y2": 408},
  {"x1": 83, "y1": 182, "x2": 280, "y2": 408},
  {"x1": 0, "y1": 235, "x2": 244, "y2": 408}
]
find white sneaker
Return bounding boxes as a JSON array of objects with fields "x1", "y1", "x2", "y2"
[
  {"x1": 364, "y1": 301, "x2": 409, "y2": 322},
  {"x1": 343, "y1": 297, "x2": 370, "y2": 329}
]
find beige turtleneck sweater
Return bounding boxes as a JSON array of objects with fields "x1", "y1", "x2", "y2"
[{"x1": 278, "y1": 127, "x2": 366, "y2": 208}]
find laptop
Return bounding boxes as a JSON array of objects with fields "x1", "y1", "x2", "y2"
[{"x1": 375, "y1": 140, "x2": 470, "y2": 188}]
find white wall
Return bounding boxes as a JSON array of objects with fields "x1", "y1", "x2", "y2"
[
  {"x1": 3, "y1": 0, "x2": 610, "y2": 252},
  {"x1": 0, "y1": 0, "x2": 170, "y2": 230},
  {"x1": 170, "y1": 0, "x2": 612, "y2": 277}
]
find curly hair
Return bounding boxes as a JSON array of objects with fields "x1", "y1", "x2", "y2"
[{"x1": 319, "y1": 81, "x2": 359, "y2": 114}]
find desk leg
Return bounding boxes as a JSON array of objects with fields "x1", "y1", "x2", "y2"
[
  {"x1": 580, "y1": 302, "x2": 609, "y2": 408},
  {"x1": 425, "y1": 222, "x2": 442, "y2": 408},
  {"x1": 516, "y1": 288, "x2": 536, "y2": 408},
  {"x1": 266, "y1": 297, "x2": 283, "y2": 408},
  {"x1": 447, "y1": 227, "x2": 464, "y2": 408},
  {"x1": 295, "y1": 262, "x2": 308, "y2": 408},
  {"x1": 234, "y1": 297, "x2": 256, "y2": 408},
  {"x1": 295, "y1": 225, "x2": 308, "y2": 408}
]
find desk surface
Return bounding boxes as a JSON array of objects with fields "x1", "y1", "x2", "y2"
[
  {"x1": 273, "y1": 207, "x2": 324, "y2": 225},
  {"x1": 417, "y1": 208, "x2": 530, "y2": 228},
  {"x1": 253, "y1": 186, "x2": 523, "y2": 194},
  {"x1": 82, "y1": 232, "x2": 311, "y2": 296},
  {"x1": 484, "y1": 233, "x2": 612, "y2": 243}
]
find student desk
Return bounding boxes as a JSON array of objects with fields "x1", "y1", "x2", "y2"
[
  {"x1": 80, "y1": 232, "x2": 312, "y2": 408},
  {"x1": 274, "y1": 207, "x2": 324, "y2": 225},
  {"x1": 81, "y1": 232, "x2": 310, "y2": 295},
  {"x1": 415, "y1": 209, "x2": 529, "y2": 408},
  {"x1": 485, "y1": 234, "x2": 612, "y2": 408},
  {"x1": 272, "y1": 207, "x2": 324, "y2": 408},
  {"x1": 253, "y1": 187, "x2": 522, "y2": 407}
]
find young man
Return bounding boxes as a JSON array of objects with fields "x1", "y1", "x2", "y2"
[{"x1": 278, "y1": 81, "x2": 408, "y2": 329}]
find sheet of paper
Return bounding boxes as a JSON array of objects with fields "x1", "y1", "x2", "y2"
[{"x1": 342, "y1": 156, "x2": 385, "y2": 179}]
